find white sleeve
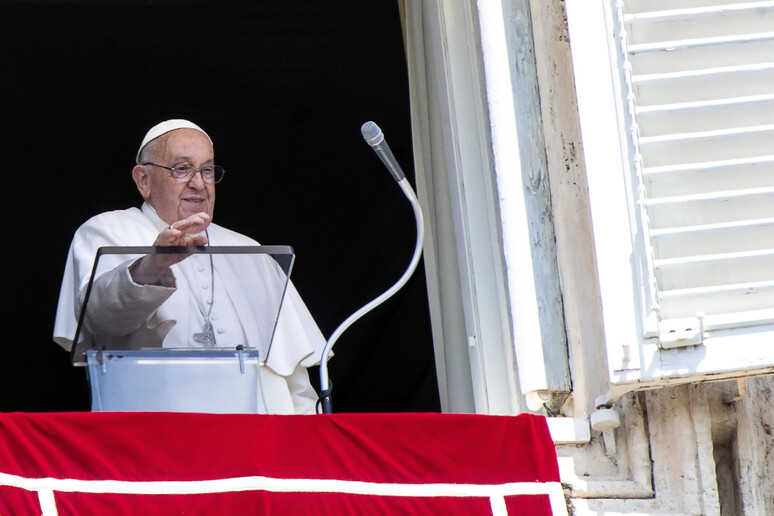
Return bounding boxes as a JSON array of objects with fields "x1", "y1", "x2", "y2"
[
  {"x1": 84, "y1": 259, "x2": 176, "y2": 337},
  {"x1": 53, "y1": 210, "x2": 173, "y2": 350},
  {"x1": 286, "y1": 365, "x2": 320, "y2": 414}
]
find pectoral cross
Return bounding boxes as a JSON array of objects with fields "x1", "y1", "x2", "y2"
[{"x1": 193, "y1": 319, "x2": 217, "y2": 348}]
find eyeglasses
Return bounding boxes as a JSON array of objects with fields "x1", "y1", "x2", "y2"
[{"x1": 143, "y1": 162, "x2": 225, "y2": 184}]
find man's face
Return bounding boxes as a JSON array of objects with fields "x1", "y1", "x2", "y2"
[{"x1": 135, "y1": 128, "x2": 216, "y2": 226}]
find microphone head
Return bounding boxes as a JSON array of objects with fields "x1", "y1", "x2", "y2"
[{"x1": 361, "y1": 121, "x2": 384, "y2": 146}]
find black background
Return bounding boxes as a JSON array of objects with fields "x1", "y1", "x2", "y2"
[{"x1": 1, "y1": 0, "x2": 440, "y2": 413}]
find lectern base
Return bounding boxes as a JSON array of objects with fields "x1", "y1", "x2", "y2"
[{"x1": 86, "y1": 349, "x2": 266, "y2": 414}]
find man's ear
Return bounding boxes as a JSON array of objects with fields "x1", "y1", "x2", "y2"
[{"x1": 132, "y1": 165, "x2": 151, "y2": 199}]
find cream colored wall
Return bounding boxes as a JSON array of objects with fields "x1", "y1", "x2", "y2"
[{"x1": 528, "y1": 0, "x2": 609, "y2": 421}]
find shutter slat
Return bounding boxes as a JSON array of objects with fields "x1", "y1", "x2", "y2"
[
  {"x1": 625, "y1": 0, "x2": 774, "y2": 16},
  {"x1": 658, "y1": 281, "x2": 774, "y2": 319},
  {"x1": 655, "y1": 249, "x2": 774, "y2": 290},
  {"x1": 647, "y1": 194, "x2": 774, "y2": 228},
  {"x1": 630, "y1": 40, "x2": 774, "y2": 74},
  {"x1": 625, "y1": 1, "x2": 774, "y2": 22},
  {"x1": 643, "y1": 154, "x2": 774, "y2": 174},
  {"x1": 651, "y1": 218, "x2": 774, "y2": 258},
  {"x1": 629, "y1": 32, "x2": 774, "y2": 54},
  {"x1": 637, "y1": 100, "x2": 774, "y2": 137},
  {"x1": 638, "y1": 131, "x2": 774, "y2": 167},
  {"x1": 645, "y1": 164, "x2": 774, "y2": 197},
  {"x1": 628, "y1": 10, "x2": 774, "y2": 47},
  {"x1": 635, "y1": 71, "x2": 774, "y2": 106}
]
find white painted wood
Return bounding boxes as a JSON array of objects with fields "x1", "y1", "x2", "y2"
[
  {"x1": 404, "y1": 0, "x2": 482, "y2": 414},
  {"x1": 476, "y1": 0, "x2": 570, "y2": 399},
  {"x1": 405, "y1": 0, "x2": 574, "y2": 415},
  {"x1": 548, "y1": 417, "x2": 591, "y2": 444},
  {"x1": 406, "y1": 0, "x2": 536, "y2": 415},
  {"x1": 565, "y1": 0, "x2": 646, "y2": 377}
]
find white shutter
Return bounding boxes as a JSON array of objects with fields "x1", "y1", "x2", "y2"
[
  {"x1": 628, "y1": 0, "x2": 774, "y2": 331},
  {"x1": 566, "y1": 0, "x2": 774, "y2": 396}
]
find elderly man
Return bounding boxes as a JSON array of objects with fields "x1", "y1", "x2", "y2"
[{"x1": 54, "y1": 119, "x2": 326, "y2": 414}]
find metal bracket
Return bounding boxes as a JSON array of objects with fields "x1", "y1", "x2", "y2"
[
  {"x1": 657, "y1": 314, "x2": 705, "y2": 349},
  {"x1": 591, "y1": 408, "x2": 620, "y2": 456},
  {"x1": 97, "y1": 350, "x2": 107, "y2": 374}
]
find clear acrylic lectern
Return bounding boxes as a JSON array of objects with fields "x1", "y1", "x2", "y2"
[{"x1": 70, "y1": 245, "x2": 294, "y2": 414}]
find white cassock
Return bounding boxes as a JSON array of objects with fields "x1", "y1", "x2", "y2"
[{"x1": 54, "y1": 203, "x2": 326, "y2": 414}]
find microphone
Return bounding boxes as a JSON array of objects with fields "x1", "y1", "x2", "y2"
[
  {"x1": 318, "y1": 121, "x2": 425, "y2": 414},
  {"x1": 360, "y1": 121, "x2": 406, "y2": 182}
]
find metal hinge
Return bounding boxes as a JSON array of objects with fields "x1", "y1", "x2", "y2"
[{"x1": 657, "y1": 314, "x2": 705, "y2": 349}]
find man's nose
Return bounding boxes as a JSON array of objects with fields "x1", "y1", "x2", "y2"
[{"x1": 188, "y1": 170, "x2": 206, "y2": 189}]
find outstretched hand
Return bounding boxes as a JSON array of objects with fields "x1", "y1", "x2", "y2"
[
  {"x1": 130, "y1": 212, "x2": 211, "y2": 285},
  {"x1": 154, "y1": 212, "x2": 210, "y2": 247}
]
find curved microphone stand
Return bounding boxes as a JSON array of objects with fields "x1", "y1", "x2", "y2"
[{"x1": 318, "y1": 122, "x2": 425, "y2": 414}]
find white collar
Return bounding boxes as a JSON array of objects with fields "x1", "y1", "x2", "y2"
[{"x1": 140, "y1": 202, "x2": 169, "y2": 232}]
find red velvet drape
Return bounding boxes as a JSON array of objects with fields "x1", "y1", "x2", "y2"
[{"x1": 0, "y1": 412, "x2": 561, "y2": 515}]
